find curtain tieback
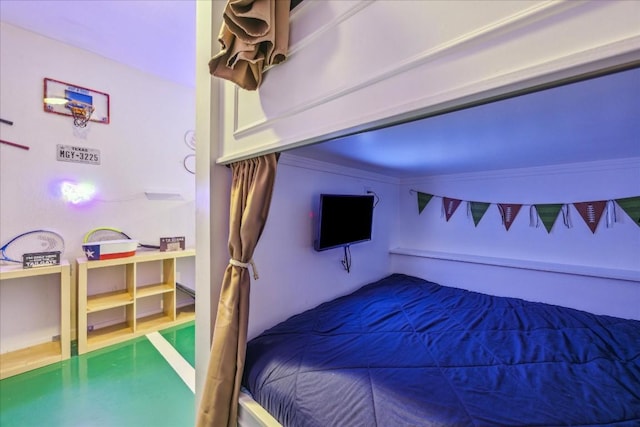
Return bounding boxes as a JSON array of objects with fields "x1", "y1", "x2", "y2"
[{"x1": 229, "y1": 258, "x2": 259, "y2": 280}]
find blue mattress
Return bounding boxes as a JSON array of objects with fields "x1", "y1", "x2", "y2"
[{"x1": 243, "y1": 274, "x2": 640, "y2": 426}]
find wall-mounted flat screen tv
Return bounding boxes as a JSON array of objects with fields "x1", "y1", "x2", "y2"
[{"x1": 314, "y1": 194, "x2": 374, "y2": 251}]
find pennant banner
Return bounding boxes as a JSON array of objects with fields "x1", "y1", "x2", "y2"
[
  {"x1": 616, "y1": 196, "x2": 640, "y2": 227},
  {"x1": 535, "y1": 204, "x2": 564, "y2": 233},
  {"x1": 469, "y1": 202, "x2": 490, "y2": 227},
  {"x1": 498, "y1": 204, "x2": 522, "y2": 231},
  {"x1": 417, "y1": 192, "x2": 433, "y2": 214},
  {"x1": 412, "y1": 189, "x2": 640, "y2": 234},
  {"x1": 442, "y1": 197, "x2": 462, "y2": 222},
  {"x1": 574, "y1": 201, "x2": 606, "y2": 233}
]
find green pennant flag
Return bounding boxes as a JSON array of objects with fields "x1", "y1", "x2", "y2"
[
  {"x1": 535, "y1": 204, "x2": 563, "y2": 233},
  {"x1": 417, "y1": 192, "x2": 433, "y2": 214},
  {"x1": 616, "y1": 196, "x2": 640, "y2": 227},
  {"x1": 469, "y1": 202, "x2": 490, "y2": 227}
]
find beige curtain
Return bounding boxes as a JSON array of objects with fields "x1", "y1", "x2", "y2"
[
  {"x1": 209, "y1": 0, "x2": 291, "y2": 91},
  {"x1": 197, "y1": 154, "x2": 278, "y2": 427}
]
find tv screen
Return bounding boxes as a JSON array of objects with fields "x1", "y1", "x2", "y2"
[{"x1": 314, "y1": 194, "x2": 374, "y2": 251}]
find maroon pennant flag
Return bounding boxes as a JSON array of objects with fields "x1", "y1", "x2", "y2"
[
  {"x1": 443, "y1": 197, "x2": 462, "y2": 221},
  {"x1": 498, "y1": 203, "x2": 522, "y2": 231},
  {"x1": 574, "y1": 201, "x2": 607, "y2": 233}
]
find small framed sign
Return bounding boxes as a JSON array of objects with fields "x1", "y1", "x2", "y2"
[
  {"x1": 160, "y1": 237, "x2": 185, "y2": 252},
  {"x1": 23, "y1": 251, "x2": 61, "y2": 269}
]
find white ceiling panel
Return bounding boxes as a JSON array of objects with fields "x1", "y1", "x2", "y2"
[
  {"x1": 292, "y1": 67, "x2": 640, "y2": 178},
  {"x1": 0, "y1": 0, "x2": 196, "y2": 87}
]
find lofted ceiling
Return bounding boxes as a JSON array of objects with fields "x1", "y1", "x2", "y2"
[
  {"x1": 0, "y1": 0, "x2": 196, "y2": 87},
  {"x1": 1, "y1": 1, "x2": 638, "y2": 177}
]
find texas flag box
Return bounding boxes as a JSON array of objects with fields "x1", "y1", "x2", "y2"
[{"x1": 83, "y1": 239, "x2": 138, "y2": 261}]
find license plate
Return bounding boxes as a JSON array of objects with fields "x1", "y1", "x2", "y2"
[{"x1": 56, "y1": 144, "x2": 101, "y2": 165}]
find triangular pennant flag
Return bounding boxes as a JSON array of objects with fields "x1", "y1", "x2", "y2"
[
  {"x1": 573, "y1": 201, "x2": 607, "y2": 233},
  {"x1": 535, "y1": 204, "x2": 564, "y2": 233},
  {"x1": 442, "y1": 197, "x2": 462, "y2": 221},
  {"x1": 469, "y1": 202, "x2": 490, "y2": 227},
  {"x1": 498, "y1": 203, "x2": 522, "y2": 231},
  {"x1": 417, "y1": 192, "x2": 433, "y2": 214},
  {"x1": 615, "y1": 196, "x2": 640, "y2": 227}
]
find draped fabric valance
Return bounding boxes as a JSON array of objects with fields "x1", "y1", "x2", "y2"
[{"x1": 209, "y1": 0, "x2": 291, "y2": 91}]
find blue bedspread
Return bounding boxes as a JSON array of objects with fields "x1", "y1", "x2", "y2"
[{"x1": 243, "y1": 274, "x2": 640, "y2": 426}]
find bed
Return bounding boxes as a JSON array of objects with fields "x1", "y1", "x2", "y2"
[{"x1": 242, "y1": 273, "x2": 640, "y2": 426}]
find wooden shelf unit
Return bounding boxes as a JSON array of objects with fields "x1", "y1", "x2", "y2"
[
  {"x1": 77, "y1": 249, "x2": 195, "y2": 354},
  {"x1": 0, "y1": 261, "x2": 71, "y2": 380}
]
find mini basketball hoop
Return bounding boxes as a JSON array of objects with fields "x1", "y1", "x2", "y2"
[
  {"x1": 43, "y1": 78, "x2": 110, "y2": 126},
  {"x1": 65, "y1": 101, "x2": 95, "y2": 128}
]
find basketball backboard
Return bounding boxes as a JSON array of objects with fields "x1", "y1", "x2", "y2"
[{"x1": 43, "y1": 78, "x2": 110, "y2": 125}]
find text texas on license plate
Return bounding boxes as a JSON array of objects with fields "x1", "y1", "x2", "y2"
[{"x1": 57, "y1": 144, "x2": 101, "y2": 165}]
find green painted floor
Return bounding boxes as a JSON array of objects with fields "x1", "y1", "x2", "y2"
[
  {"x1": 161, "y1": 323, "x2": 195, "y2": 367},
  {"x1": 0, "y1": 322, "x2": 195, "y2": 427}
]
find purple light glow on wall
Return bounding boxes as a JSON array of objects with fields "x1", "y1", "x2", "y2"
[{"x1": 59, "y1": 181, "x2": 96, "y2": 205}]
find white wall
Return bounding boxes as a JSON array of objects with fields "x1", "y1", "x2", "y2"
[
  {"x1": 392, "y1": 158, "x2": 640, "y2": 319},
  {"x1": 246, "y1": 154, "x2": 399, "y2": 339},
  {"x1": 0, "y1": 22, "x2": 196, "y2": 352}
]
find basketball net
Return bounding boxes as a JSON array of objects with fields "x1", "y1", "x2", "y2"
[{"x1": 65, "y1": 101, "x2": 95, "y2": 128}]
